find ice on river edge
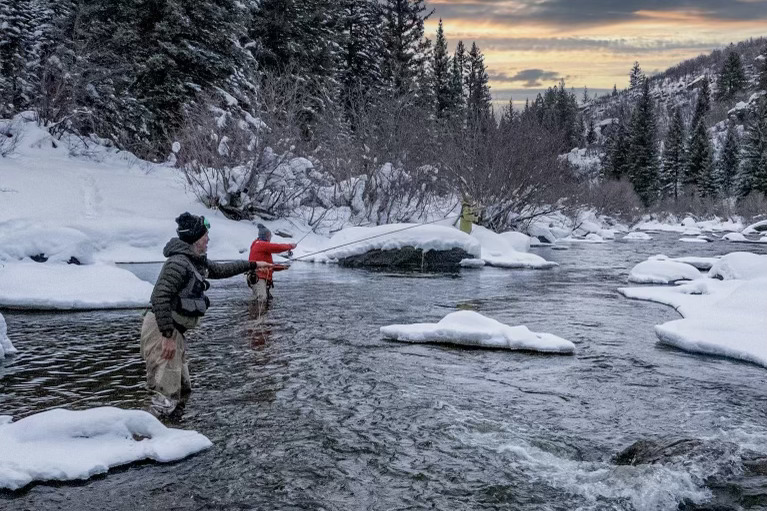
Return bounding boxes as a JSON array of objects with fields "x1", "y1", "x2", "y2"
[
  {"x1": 380, "y1": 310, "x2": 575, "y2": 353},
  {"x1": 620, "y1": 252, "x2": 767, "y2": 368},
  {"x1": 0, "y1": 407, "x2": 212, "y2": 490}
]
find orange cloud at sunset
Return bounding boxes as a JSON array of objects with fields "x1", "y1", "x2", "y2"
[{"x1": 424, "y1": 0, "x2": 767, "y2": 101}]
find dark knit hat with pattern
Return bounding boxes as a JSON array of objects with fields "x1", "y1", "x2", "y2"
[
  {"x1": 176, "y1": 212, "x2": 208, "y2": 244},
  {"x1": 257, "y1": 223, "x2": 271, "y2": 241}
]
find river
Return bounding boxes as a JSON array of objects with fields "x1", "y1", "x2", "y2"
[{"x1": 2, "y1": 233, "x2": 766, "y2": 510}]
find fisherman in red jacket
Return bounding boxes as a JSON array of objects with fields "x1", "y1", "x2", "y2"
[{"x1": 247, "y1": 224, "x2": 296, "y2": 301}]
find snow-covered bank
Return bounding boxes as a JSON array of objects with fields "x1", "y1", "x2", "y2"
[
  {"x1": 0, "y1": 261, "x2": 152, "y2": 310},
  {"x1": 0, "y1": 407, "x2": 212, "y2": 490},
  {"x1": 0, "y1": 313, "x2": 18, "y2": 358},
  {"x1": 380, "y1": 311, "x2": 575, "y2": 353},
  {"x1": 619, "y1": 252, "x2": 767, "y2": 368}
]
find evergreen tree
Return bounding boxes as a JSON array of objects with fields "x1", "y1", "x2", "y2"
[
  {"x1": 715, "y1": 48, "x2": 746, "y2": 100},
  {"x1": 0, "y1": 0, "x2": 39, "y2": 115},
  {"x1": 447, "y1": 41, "x2": 465, "y2": 115},
  {"x1": 660, "y1": 107, "x2": 686, "y2": 200},
  {"x1": 716, "y1": 123, "x2": 740, "y2": 198},
  {"x1": 432, "y1": 19, "x2": 451, "y2": 118},
  {"x1": 465, "y1": 42, "x2": 491, "y2": 128},
  {"x1": 612, "y1": 84, "x2": 618, "y2": 96},
  {"x1": 602, "y1": 121, "x2": 630, "y2": 180},
  {"x1": 379, "y1": 0, "x2": 432, "y2": 99},
  {"x1": 554, "y1": 80, "x2": 579, "y2": 147},
  {"x1": 586, "y1": 117, "x2": 596, "y2": 145},
  {"x1": 691, "y1": 76, "x2": 711, "y2": 129},
  {"x1": 338, "y1": 0, "x2": 382, "y2": 117},
  {"x1": 686, "y1": 116, "x2": 716, "y2": 195},
  {"x1": 626, "y1": 78, "x2": 659, "y2": 205},
  {"x1": 739, "y1": 98, "x2": 767, "y2": 197},
  {"x1": 629, "y1": 61, "x2": 644, "y2": 91},
  {"x1": 582, "y1": 86, "x2": 589, "y2": 103},
  {"x1": 757, "y1": 46, "x2": 767, "y2": 92}
]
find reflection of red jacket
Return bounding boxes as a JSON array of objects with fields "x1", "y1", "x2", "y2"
[{"x1": 249, "y1": 240, "x2": 293, "y2": 280}]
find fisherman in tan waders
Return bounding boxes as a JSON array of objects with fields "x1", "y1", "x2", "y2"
[
  {"x1": 141, "y1": 212, "x2": 272, "y2": 418},
  {"x1": 459, "y1": 198, "x2": 477, "y2": 234}
]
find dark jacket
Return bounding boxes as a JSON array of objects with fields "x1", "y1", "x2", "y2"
[{"x1": 151, "y1": 238, "x2": 255, "y2": 337}]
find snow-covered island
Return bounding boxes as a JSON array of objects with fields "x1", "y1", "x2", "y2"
[{"x1": 381, "y1": 311, "x2": 575, "y2": 354}]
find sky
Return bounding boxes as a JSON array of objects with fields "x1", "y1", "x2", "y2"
[{"x1": 425, "y1": 0, "x2": 767, "y2": 106}]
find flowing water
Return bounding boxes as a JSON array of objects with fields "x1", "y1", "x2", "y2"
[{"x1": 2, "y1": 234, "x2": 767, "y2": 510}]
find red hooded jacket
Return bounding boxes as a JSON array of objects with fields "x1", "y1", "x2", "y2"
[{"x1": 249, "y1": 240, "x2": 293, "y2": 280}]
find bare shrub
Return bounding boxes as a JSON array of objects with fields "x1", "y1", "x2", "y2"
[
  {"x1": 439, "y1": 115, "x2": 576, "y2": 231},
  {"x1": 311, "y1": 89, "x2": 448, "y2": 224},
  {"x1": 736, "y1": 192, "x2": 767, "y2": 221},
  {"x1": 173, "y1": 75, "x2": 315, "y2": 220},
  {"x1": 575, "y1": 178, "x2": 643, "y2": 222},
  {"x1": 0, "y1": 120, "x2": 22, "y2": 157}
]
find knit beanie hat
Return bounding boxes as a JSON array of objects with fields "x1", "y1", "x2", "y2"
[
  {"x1": 257, "y1": 223, "x2": 271, "y2": 241},
  {"x1": 176, "y1": 212, "x2": 208, "y2": 244}
]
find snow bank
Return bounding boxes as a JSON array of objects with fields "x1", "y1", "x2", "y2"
[
  {"x1": 667, "y1": 256, "x2": 719, "y2": 271},
  {"x1": 295, "y1": 223, "x2": 481, "y2": 263},
  {"x1": 634, "y1": 217, "x2": 743, "y2": 233},
  {"x1": 380, "y1": 311, "x2": 574, "y2": 353},
  {"x1": 679, "y1": 236, "x2": 711, "y2": 243},
  {"x1": 559, "y1": 233, "x2": 606, "y2": 243},
  {"x1": 628, "y1": 260, "x2": 701, "y2": 284},
  {"x1": 723, "y1": 232, "x2": 747, "y2": 242},
  {"x1": 0, "y1": 407, "x2": 212, "y2": 490},
  {"x1": 623, "y1": 232, "x2": 652, "y2": 241},
  {"x1": 707, "y1": 252, "x2": 767, "y2": 280},
  {"x1": 471, "y1": 225, "x2": 557, "y2": 269},
  {"x1": 498, "y1": 231, "x2": 531, "y2": 252},
  {"x1": 742, "y1": 220, "x2": 767, "y2": 235},
  {"x1": 0, "y1": 313, "x2": 18, "y2": 358},
  {"x1": 619, "y1": 252, "x2": 767, "y2": 368},
  {"x1": 0, "y1": 261, "x2": 152, "y2": 310}
]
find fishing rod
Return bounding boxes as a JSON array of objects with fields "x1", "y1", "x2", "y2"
[{"x1": 289, "y1": 206, "x2": 487, "y2": 262}]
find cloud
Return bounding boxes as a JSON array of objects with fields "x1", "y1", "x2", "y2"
[
  {"x1": 491, "y1": 69, "x2": 563, "y2": 87},
  {"x1": 429, "y1": 0, "x2": 767, "y2": 26},
  {"x1": 467, "y1": 36, "x2": 724, "y2": 54}
]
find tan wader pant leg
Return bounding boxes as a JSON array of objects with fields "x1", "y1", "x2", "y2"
[{"x1": 140, "y1": 311, "x2": 190, "y2": 415}]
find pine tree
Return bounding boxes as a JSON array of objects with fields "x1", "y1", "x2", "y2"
[
  {"x1": 686, "y1": 116, "x2": 716, "y2": 195},
  {"x1": 716, "y1": 48, "x2": 747, "y2": 100},
  {"x1": 626, "y1": 78, "x2": 659, "y2": 205},
  {"x1": 739, "y1": 98, "x2": 767, "y2": 197},
  {"x1": 582, "y1": 86, "x2": 589, "y2": 103},
  {"x1": 629, "y1": 61, "x2": 644, "y2": 91},
  {"x1": 602, "y1": 121, "x2": 630, "y2": 180},
  {"x1": 432, "y1": 19, "x2": 451, "y2": 118},
  {"x1": 586, "y1": 117, "x2": 596, "y2": 145},
  {"x1": 379, "y1": 0, "x2": 432, "y2": 99},
  {"x1": 612, "y1": 84, "x2": 618, "y2": 96},
  {"x1": 660, "y1": 107, "x2": 686, "y2": 200},
  {"x1": 338, "y1": 0, "x2": 382, "y2": 117},
  {"x1": 0, "y1": 0, "x2": 39, "y2": 115},
  {"x1": 757, "y1": 46, "x2": 767, "y2": 92},
  {"x1": 716, "y1": 123, "x2": 740, "y2": 198},
  {"x1": 465, "y1": 42, "x2": 491, "y2": 128},
  {"x1": 447, "y1": 41, "x2": 465, "y2": 115},
  {"x1": 691, "y1": 76, "x2": 711, "y2": 129}
]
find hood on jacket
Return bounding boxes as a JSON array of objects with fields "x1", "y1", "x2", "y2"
[{"x1": 163, "y1": 238, "x2": 207, "y2": 266}]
